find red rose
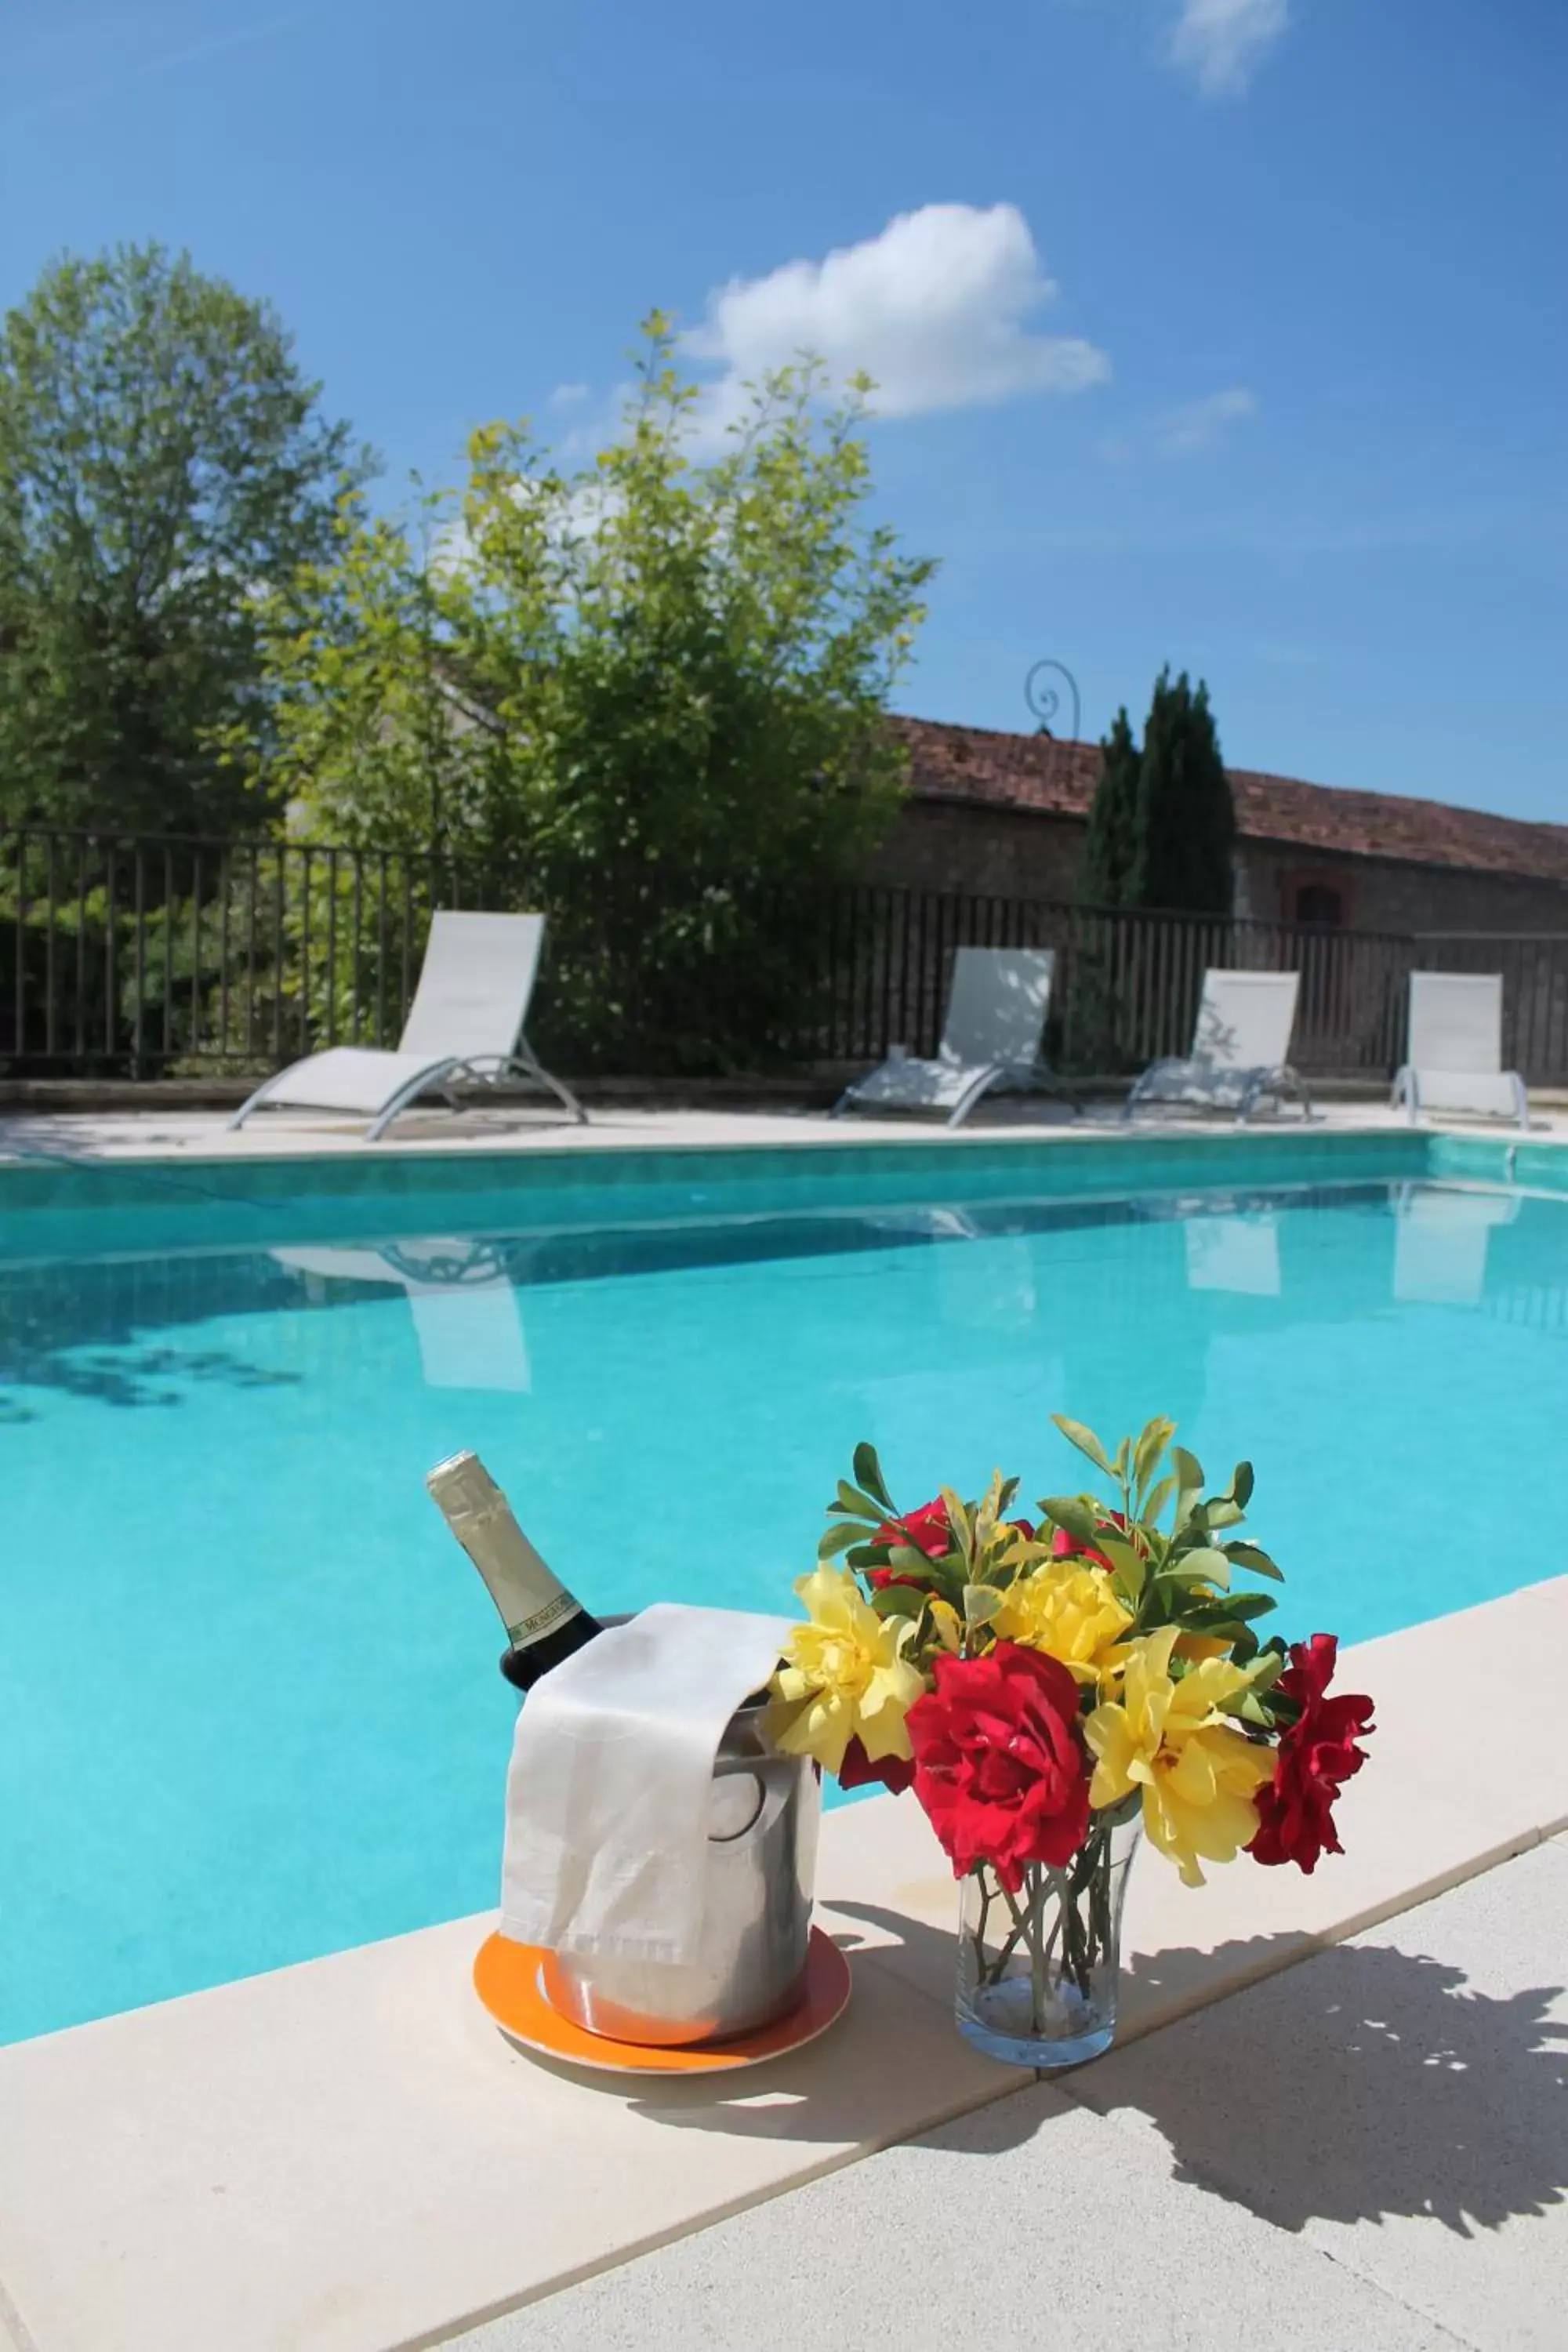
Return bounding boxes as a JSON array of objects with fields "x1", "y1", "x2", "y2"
[
  {"x1": 837, "y1": 1736, "x2": 917, "y2": 1796},
  {"x1": 873, "y1": 1497, "x2": 952, "y2": 1558},
  {"x1": 1248, "y1": 1634, "x2": 1374, "y2": 1875},
  {"x1": 868, "y1": 1497, "x2": 952, "y2": 1590},
  {"x1": 906, "y1": 1642, "x2": 1091, "y2": 1892}
]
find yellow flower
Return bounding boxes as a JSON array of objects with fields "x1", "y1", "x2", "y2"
[
  {"x1": 1083, "y1": 1627, "x2": 1273, "y2": 1886},
  {"x1": 993, "y1": 1561, "x2": 1134, "y2": 1686},
  {"x1": 760, "y1": 1565, "x2": 927, "y2": 1777},
  {"x1": 1173, "y1": 1629, "x2": 1233, "y2": 1665}
]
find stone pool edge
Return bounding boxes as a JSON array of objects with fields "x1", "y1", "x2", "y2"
[{"x1": 0, "y1": 1574, "x2": 1563, "y2": 2352}]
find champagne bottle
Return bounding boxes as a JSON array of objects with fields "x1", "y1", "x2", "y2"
[{"x1": 426, "y1": 1450, "x2": 604, "y2": 1690}]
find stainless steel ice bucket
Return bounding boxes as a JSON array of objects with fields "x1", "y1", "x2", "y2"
[{"x1": 535, "y1": 1687, "x2": 822, "y2": 2047}]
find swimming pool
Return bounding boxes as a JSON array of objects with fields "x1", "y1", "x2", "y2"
[{"x1": 2, "y1": 1134, "x2": 1564, "y2": 2044}]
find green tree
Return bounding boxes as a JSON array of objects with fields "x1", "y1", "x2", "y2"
[
  {"x1": 0, "y1": 242, "x2": 373, "y2": 835},
  {"x1": 243, "y1": 316, "x2": 936, "y2": 1066},
  {"x1": 1127, "y1": 667, "x2": 1235, "y2": 915},
  {"x1": 1079, "y1": 705, "x2": 1140, "y2": 909}
]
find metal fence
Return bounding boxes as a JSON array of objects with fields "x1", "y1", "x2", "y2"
[{"x1": 5, "y1": 826, "x2": 1568, "y2": 1083}]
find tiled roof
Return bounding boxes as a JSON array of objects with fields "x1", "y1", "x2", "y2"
[{"x1": 891, "y1": 716, "x2": 1568, "y2": 887}]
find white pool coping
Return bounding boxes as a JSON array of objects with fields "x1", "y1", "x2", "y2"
[
  {"x1": 0, "y1": 1576, "x2": 1563, "y2": 2352},
  {"x1": 5, "y1": 1096, "x2": 1568, "y2": 1166}
]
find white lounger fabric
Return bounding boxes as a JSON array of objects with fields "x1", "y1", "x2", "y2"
[
  {"x1": 1393, "y1": 973, "x2": 1529, "y2": 1130},
  {"x1": 230, "y1": 911, "x2": 583, "y2": 1138},
  {"x1": 836, "y1": 947, "x2": 1057, "y2": 1129},
  {"x1": 1127, "y1": 968, "x2": 1309, "y2": 1124}
]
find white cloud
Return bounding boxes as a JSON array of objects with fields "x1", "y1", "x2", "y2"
[
  {"x1": 686, "y1": 203, "x2": 1110, "y2": 427},
  {"x1": 1169, "y1": 0, "x2": 1287, "y2": 96},
  {"x1": 1157, "y1": 384, "x2": 1258, "y2": 453},
  {"x1": 548, "y1": 382, "x2": 590, "y2": 410}
]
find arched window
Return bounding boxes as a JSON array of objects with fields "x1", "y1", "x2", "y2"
[{"x1": 1293, "y1": 882, "x2": 1345, "y2": 927}]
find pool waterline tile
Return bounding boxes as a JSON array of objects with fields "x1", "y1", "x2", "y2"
[{"x1": 0, "y1": 1123, "x2": 1447, "y2": 1265}]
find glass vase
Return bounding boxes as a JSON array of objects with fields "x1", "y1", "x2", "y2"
[{"x1": 955, "y1": 1812, "x2": 1142, "y2": 2069}]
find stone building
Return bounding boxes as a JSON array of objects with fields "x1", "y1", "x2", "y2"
[{"x1": 875, "y1": 717, "x2": 1568, "y2": 936}]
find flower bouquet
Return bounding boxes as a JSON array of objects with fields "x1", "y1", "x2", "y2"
[{"x1": 762, "y1": 1414, "x2": 1375, "y2": 2068}]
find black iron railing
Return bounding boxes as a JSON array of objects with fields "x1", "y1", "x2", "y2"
[{"x1": 4, "y1": 826, "x2": 1568, "y2": 1083}]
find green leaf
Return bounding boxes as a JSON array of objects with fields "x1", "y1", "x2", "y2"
[
  {"x1": 869, "y1": 1583, "x2": 921, "y2": 1620},
  {"x1": 1162, "y1": 1547, "x2": 1232, "y2": 1591},
  {"x1": 1231, "y1": 1461, "x2": 1255, "y2": 1511},
  {"x1": 887, "y1": 1541, "x2": 941, "y2": 1574},
  {"x1": 1171, "y1": 1446, "x2": 1205, "y2": 1529},
  {"x1": 1092, "y1": 1530, "x2": 1145, "y2": 1579},
  {"x1": 1180, "y1": 1591, "x2": 1276, "y2": 1625},
  {"x1": 962, "y1": 1582, "x2": 1005, "y2": 1628},
  {"x1": 1134, "y1": 1416, "x2": 1175, "y2": 1495},
  {"x1": 851, "y1": 1442, "x2": 895, "y2": 1511},
  {"x1": 1201, "y1": 1498, "x2": 1245, "y2": 1531},
  {"x1": 1247, "y1": 1649, "x2": 1287, "y2": 1697},
  {"x1": 1171, "y1": 1445, "x2": 1205, "y2": 1496},
  {"x1": 1141, "y1": 1473, "x2": 1177, "y2": 1530},
  {"x1": 1224, "y1": 1541, "x2": 1285, "y2": 1584},
  {"x1": 833, "y1": 1480, "x2": 887, "y2": 1523},
  {"x1": 1110, "y1": 1555, "x2": 1146, "y2": 1609},
  {"x1": 1052, "y1": 1415, "x2": 1113, "y2": 1476},
  {"x1": 940, "y1": 1486, "x2": 974, "y2": 1559},
  {"x1": 1040, "y1": 1494, "x2": 1100, "y2": 1548},
  {"x1": 844, "y1": 1542, "x2": 893, "y2": 1571},
  {"x1": 816, "y1": 1521, "x2": 863, "y2": 1560}
]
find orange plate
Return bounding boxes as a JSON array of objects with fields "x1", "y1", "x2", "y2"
[{"x1": 473, "y1": 1926, "x2": 851, "y2": 2075}]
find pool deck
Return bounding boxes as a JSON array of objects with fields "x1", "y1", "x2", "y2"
[
  {"x1": 0, "y1": 1576, "x2": 1563, "y2": 2352},
  {"x1": 2, "y1": 1101, "x2": 1565, "y2": 2350},
  {"x1": 3, "y1": 1093, "x2": 1568, "y2": 1167},
  {"x1": 448, "y1": 1829, "x2": 1568, "y2": 2352}
]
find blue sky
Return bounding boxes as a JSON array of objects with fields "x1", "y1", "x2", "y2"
[{"x1": 3, "y1": 0, "x2": 1565, "y2": 818}]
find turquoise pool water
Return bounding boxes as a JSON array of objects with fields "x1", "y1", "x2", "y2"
[{"x1": 2, "y1": 1145, "x2": 1565, "y2": 2044}]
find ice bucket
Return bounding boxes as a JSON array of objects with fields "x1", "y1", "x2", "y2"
[{"x1": 506, "y1": 1644, "x2": 822, "y2": 2047}]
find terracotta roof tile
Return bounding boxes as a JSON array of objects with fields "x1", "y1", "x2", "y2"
[{"x1": 891, "y1": 716, "x2": 1568, "y2": 887}]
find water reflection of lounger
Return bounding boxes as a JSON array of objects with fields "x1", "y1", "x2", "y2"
[
  {"x1": 1184, "y1": 1212, "x2": 1281, "y2": 1298},
  {"x1": 271, "y1": 1240, "x2": 530, "y2": 1391},
  {"x1": 1392, "y1": 1185, "x2": 1519, "y2": 1308}
]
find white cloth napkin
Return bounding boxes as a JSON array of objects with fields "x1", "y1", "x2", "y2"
[{"x1": 499, "y1": 1602, "x2": 793, "y2": 1965}]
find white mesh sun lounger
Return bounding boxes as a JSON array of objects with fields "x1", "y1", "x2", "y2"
[
  {"x1": 833, "y1": 948, "x2": 1058, "y2": 1129},
  {"x1": 230, "y1": 910, "x2": 585, "y2": 1140},
  {"x1": 1125, "y1": 968, "x2": 1310, "y2": 1125},
  {"x1": 1392, "y1": 973, "x2": 1529, "y2": 1130}
]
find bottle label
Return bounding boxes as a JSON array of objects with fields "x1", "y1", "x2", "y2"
[{"x1": 506, "y1": 1590, "x2": 585, "y2": 1650}]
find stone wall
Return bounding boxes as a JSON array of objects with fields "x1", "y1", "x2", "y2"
[
  {"x1": 869, "y1": 797, "x2": 1086, "y2": 902},
  {"x1": 872, "y1": 794, "x2": 1568, "y2": 937},
  {"x1": 1233, "y1": 841, "x2": 1568, "y2": 936}
]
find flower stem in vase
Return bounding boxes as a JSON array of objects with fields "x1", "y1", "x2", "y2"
[{"x1": 956, "y1": 1817, "x2": 1142, "y2": 2070}]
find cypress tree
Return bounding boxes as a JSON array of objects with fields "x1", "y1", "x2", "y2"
[
  {"x1": 1079, "y1": 706, "x2": 1141, "y2": 909},
  {"x1": 1127, "y1": 668, "x2": 1235, "y2": 916}
]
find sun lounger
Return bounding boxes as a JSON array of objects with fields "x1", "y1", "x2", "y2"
[
  {"x1": 1392, "y1": 973, "x2": 1529, "y2": 1130},
  {"x1": 1125, "y1": 968, "x2": 1310, "y2": 1125},
  {"x1": 230, "y1": 910, "x2": 585, "y2": 1139},
  {"x1": 833, "y1": 948, "x2": 1058, "y2": 1129}
]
